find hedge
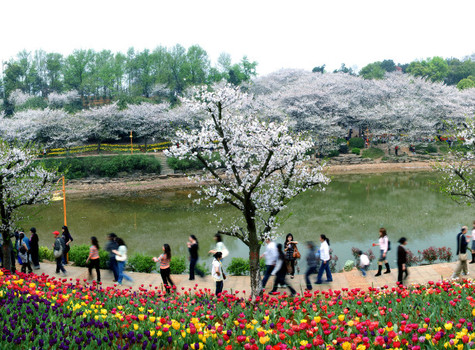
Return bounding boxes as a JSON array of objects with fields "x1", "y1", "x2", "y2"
[{"x1": 35, "y1": 154, "x2": 161, "y2": 179}]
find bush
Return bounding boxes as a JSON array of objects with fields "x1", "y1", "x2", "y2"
[
  {"x1": 418, "y1": 247, "x2": 438, "y2": 264},
  {"x1": 437, "y1": 247, "x2": 452, "y2": 262},
  {"x1": 167, "y1": 152, "x2": 223, "y2": 172},
  {"x1": 361, "y1": 147, "x2": 385, "y2": 159},
  {"x1": 39, "y1": 246, "x2": 54, "y2": 262},
  {"x1": 37, "y1": 155, "x2": 162, "y2": 179},
  {"x1": 338, "y1": 144, "x2": 348, "y2": 154},
  {"x1": 426, "y1": 144, "x2": 438, "y2": 153},
  {"x1": 170, "y1": 256, "x2": 187, "y2": 274},
  {"x1": 414, "y1": 144, "x2": 438, "y2": 154},
  {"x1": 66, "y1": 244, "x2": 109, "y2": 269},
  {"x1": 128, "y1": 253, "x2": 155, "y2": 273},
  {"x1": 351, "y1": 147, "x2": 360, "y2": 155},
  {"x1": 349, "y1": 137, "x2": 364, "y2": 149},
  {"x1": 68, "y1": 245, "x2": 91, "y2": 267},
  {"x1": 406, "y1": 249, "x2": 422, "y2": 267},
  {"x1": 343, "y1": 260, "x2": 354, "y2": 271},
  {"x1": 328, "y1": 149, "x2": 340, "y2": 157},
  {"x1": 226, "y1": 258, "x2": 266, "y2": 276}
]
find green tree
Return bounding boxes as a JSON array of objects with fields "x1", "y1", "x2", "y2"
[
  {"x1": 407, "y1": 56, "x2": 449, "y2": 82},
  {"x1": 312, "y1": 65, "x2": 325, "y2": 73},
  {"x1": 186, "y1": 45, "x2": 210, "y2": 85},
  {"x1": 63, "y1": 49, "x2": 95, "y2": 97},
  {"x1": 359, "y1": 62, "x2": 385, "y2": 80},
  {"x1": 45, "y1": 53, "x2": 64, "y2": 93},
  {"x1": 457, "y1": 76, "x2": 475, "y2": 90}
]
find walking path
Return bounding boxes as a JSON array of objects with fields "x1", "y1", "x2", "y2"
[{"x1": 22, "y1": 259, "x2": 465, "y2": 295}]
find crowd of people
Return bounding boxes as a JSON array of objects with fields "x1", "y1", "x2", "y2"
[{"x1": 2, "y1": 223, "x2": 474, "y2": 296}]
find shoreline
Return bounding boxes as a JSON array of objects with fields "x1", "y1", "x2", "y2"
[{"x1": 65, "y1": 161, "x2": 435, "y2": 197}]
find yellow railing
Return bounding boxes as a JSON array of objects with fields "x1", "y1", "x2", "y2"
[{"x1": 44, "y1": 142, "x2": 172, "y2": 156}]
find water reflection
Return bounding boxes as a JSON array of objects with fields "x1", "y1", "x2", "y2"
[{"x1": 20, "y1": 172, "x2": 474, "y2": 269}]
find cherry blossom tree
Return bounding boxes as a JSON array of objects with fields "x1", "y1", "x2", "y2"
[
  {"x1": 435, "y1": 116, "x2": 475, "y2": 205},
  {"x1": 0, "y1": 140, "x2": 57, "y2": 271},
  {"x1": 47, "y1": 90, "x2": 80, "y2": 108},
  {"x1": 251, "y1": 70, "x2": 475, "y2": 148},
  {"x1": 167, "y1": 84, "x2": 330, "y2": 298}
]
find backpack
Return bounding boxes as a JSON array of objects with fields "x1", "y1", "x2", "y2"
[{"x1": 387, "y1": 240, "x2": 391, "y2": 252}]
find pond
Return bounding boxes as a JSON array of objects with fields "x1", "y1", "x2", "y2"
[{"x1": 19, "y1": 172, "x2": 474, "y2": 270}]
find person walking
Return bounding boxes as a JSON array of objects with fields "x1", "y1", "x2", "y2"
[
  {"x1": 470, "y1": 221, "x2": 475, "y2": 264},
  {"x1": 105, "y1": 233, "x2": 119, "y2": 282},
  {"x1": 18, "y1": 232, "x2": 32, "y2": 273},
  {"x1": 305, "y1": 241, "x2": 319, "y2": 290},
  {"x1": 397, "y1": 237, "x2": 409, "y2": 285},
  {"x1": 113, "y1": 238, "x2": 133, "y2": 285},
  {"x1": 187, "y1": 235, "x2": 205, "y2": 280},
  {"x1": 452, "y1": 226, "x2": 469, "y2": 279},
  {"x1": 153, "y1": 244, "x2": 175, "y2": 292},
  {"x1": 208, "y1": 233, "x2": 229, "y2": 260},
  {"x1": 284, "y1": 233, "x2": 299, "y2": 279},
  {"x1": 374, "y1": 228, "x2": 391, "y2": 276},
  {"x1": 29, "y1": 227, "x2": 40, "y2": 270},
  {"x1": 52, "y1": 231, "x2": 67, "y2": 276},
  {"x1": 270, "y1": 244, "x2": 296, "y2": 296},
  {"x1": 61, "y1": 226, "x2": 73, "y2": 265},
  {"x1": 211, "y1": 251, "x2": 226, "y2": 296},
  {"x1": 357, "y1": 250, "x2": 370, "y2": 277},
  {"x1": 86, "y1": 236, "x2": 101, "y2": 283},
  {"x1": 260, "y1": 237, "x2": 278, "y2": 290},
  {"x1": 316, "y1": 234, "x2": 333, "y2": 284}
]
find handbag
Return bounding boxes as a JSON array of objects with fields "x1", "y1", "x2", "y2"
[
  {"x1": 53, "y1": 238, "x2": 63, "y2": 258},
  {"x1": 293, "y1": 245, "x2": 301, "y2": 259}
]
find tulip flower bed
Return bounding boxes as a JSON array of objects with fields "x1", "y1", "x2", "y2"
[{"x1": 2, "y1": 269, "x2": 475, "y2": 349}]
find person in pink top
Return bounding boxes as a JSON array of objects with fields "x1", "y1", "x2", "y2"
[
  {"x1": 153, "y1": 244, "x2": 175, "y2": 293},
  {"x1": 86, "y1": 236, "x2": 101, "y2": 282}
]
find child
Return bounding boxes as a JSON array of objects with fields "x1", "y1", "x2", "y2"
[
  {"x1": 358, "y1": 250, "x2": 370, "y2": 277},
  {"x1": 211, "y1": 251, "x2": 225, "y2": 296}
]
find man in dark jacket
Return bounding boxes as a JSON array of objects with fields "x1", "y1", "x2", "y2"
[
  {"x1": 452, "y1": 226, "x2": 469, "y2": 279},
  {"x1": 30, "y1": 227, "x2": 40, "y2": 270},
  {"x1": 105, "y1": 233, "x2": 119, "y2": 282}
]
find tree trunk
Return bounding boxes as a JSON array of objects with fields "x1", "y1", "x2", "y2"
[
  {"x1": 1, "y1": 235, "x2": 13, "y2": 272},
  {"x1": 248, "y1": 239, "x2": 261, "y2": 299}
]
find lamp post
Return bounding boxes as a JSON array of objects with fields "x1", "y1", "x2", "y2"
[{"x1": 130, "y1": 131, "x2": 133, "y2": 154}]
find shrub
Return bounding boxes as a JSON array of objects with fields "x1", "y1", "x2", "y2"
[
  {"x1": 418, "y1": 246, "x2": 438, "y2": 264},
  {"x1": 226, "y1": 258, "x2": 266, "y2": 276},
  {"x1": 328, "y1": 149, "x2": 340, "y2": 157},
  {"x1": 349, "y1": 137, "x2": 364, "y2": 149},
  {"x1": 167, "y1": 152, "x2": 223, "y2": 172},
  {"x1": 361, "y1": 147, "x2": 385, "y2": 159},
  {"x1": 128, "y1": 253, "x2": 155, "y2": 273},
  {"x1": 343, "y1": 260, "x2": 354, "y2": 271},
  {"x1": 338, "y1": 144, "x2": 348, "y2": 154},
  {"x1": 329, "y1": 249, "x2": 339, "y2": 273},
  {"x1": 68, "y1": 245, "x2": 91, "y2": 267},
  {"x1": 406, "y1": 249, "x2": 422, "y2": 267},
  {"x1": 197, "y1": 262, "x2": 209, "y2": 276},
  {"x1": 351, "y1": 147, "x2": 360, "y2": 155},
  {"x1": 170, "y1": 256, "x2": 187, "y2": 274},
  {"x1": 36, "y1": 155, "x2": 161, "y2": 179},
  {"x1": 426, "y1": 144, "x2": 438, "y2": 153},
  {"x1": 437, "y1": 247, "x2": 453, "y2": 262},
  {"x1": 227, "y1": 258, "x2": 250, "y2": 276},
  {"x1": 39, "y1": 246, "x2": 54, "y2": 262}
]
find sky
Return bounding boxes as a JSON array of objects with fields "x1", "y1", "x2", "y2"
[{"x1": 1, "y1": 0, "x2": 475, "y2": 76}]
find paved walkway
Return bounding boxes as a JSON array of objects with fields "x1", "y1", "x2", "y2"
[{"x1": 17, "y1": 259, "x2": 467, "y2": 295}]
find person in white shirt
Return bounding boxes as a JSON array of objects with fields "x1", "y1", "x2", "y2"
[
  {"x1": 316, "y1": 234, "x2": 333, "y2": 284},
  {"x1": 357, "y1": 250, "x2": 370, "y2": 277},
  {"x1": 112, "y1": 237, "x2": 133, "y2": 285},
  {"x1": 211, "y1": 251, "x2": 225, "y2": 296},
  {"x1": 374, "y1": 227, "x2": 390, "y2": 276},
  {"x1": 209, "y1": 233, "x2": 229, "y2": 260},
  {"x1": 260, "y1": 237, "x2": 278, "y2": 290}
]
